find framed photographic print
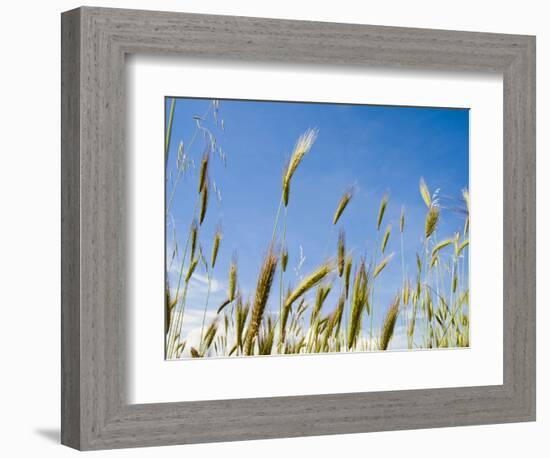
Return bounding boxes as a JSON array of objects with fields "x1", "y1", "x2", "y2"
[{"x1": 61, "y1": 6, "x2": 536, "y2": 450}]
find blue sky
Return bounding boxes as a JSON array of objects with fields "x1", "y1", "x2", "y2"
[{"x1": 165, "y1": 97, "x2": 469, "y2": 350}]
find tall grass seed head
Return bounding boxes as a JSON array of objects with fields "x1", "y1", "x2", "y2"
[
  {"x1": 282, "y1": 129, "x2": 318, "y2": 207},
  {"x1": 377, "y1": 193, "x2": 389, "y2": 230},
  {"x1": 333, "y1": 188, "x2": 354, "y2": 225}
]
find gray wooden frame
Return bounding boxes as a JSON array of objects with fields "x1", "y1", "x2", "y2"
[{"x1": 61, "y1": 6, "x2": 536, "y2": 451}]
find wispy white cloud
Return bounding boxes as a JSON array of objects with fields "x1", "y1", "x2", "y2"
[
  {"x1": 190, "y1": 272, "x2": 224, "y2": 294},
  {"x1": 169, "y1": 308, "x2": 218, "y2": 358},
  {"x1": 169, "y1": 308, "x2": 240, "y2": 359},
  {"x1": 387, "y1": 324, "x2": 408, "y2": 350},
  {"x1": 168, "y1": 269, "x2": 226, "y2": 300}
]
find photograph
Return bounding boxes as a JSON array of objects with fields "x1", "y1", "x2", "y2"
[{"x1": 164, "y1": 97, "x2": 470, "y2": 359}]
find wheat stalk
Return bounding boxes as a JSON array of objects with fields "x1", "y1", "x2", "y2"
[
  {"x1": 425, "y1": 206, "x2": 440, "y2": 239},
  {"x1": 228, "y1": 258, "x2": 237, "y2": 302},
  {"x1": 189, "y1": 220, "x2": 198, "y2": 262},
  {"x1": 259, "y1": 317, "x2": 276, "y2": 355},
  {"x1": 185, "y1": 258, "x2": 198, "y2": 282},
  {"x1": 457, "y1": 239, "x2": 469, "y2": 256},
  {"x1": 333, "y1": 188, "x2": 354, "y2": 225},
  {"x1": 284, "y1": 261, "x2": 334, "y2": 310},
  {"x1": 198, "y1": 151, "x2": 209, "y2": 193},
  {"x1": 216, "y1": 258, "x2": 238, "y2": 314},
  {"x1": 377, "y1": 193, "x2": 389, "y2": 230},
  {"x1": 201, "y1": 319, "x2": 218, "y2": 356},
  {"x1": 216, "y1": 298, "x2": 231, "y2": 314},
  {"x1": 165, "y1": 98, "x2": 176, "y2": 162},
  {"x1": 373, "y1": 253, "x2": 394, "y2": 278},
  {"x1": 344, "y1": 256, "x2": 352, "y2": 299},
  {"x1": 281, "y1": 246, "x2": 289, "y2": 272},
  {"x1": 199, "y1": 178, "x2": 209, "y2": 225},
  {"x1": 282, "y1": 129, "x2": 318, "y2": 207},
  {"x1": 337, "y1": 230, "x2": 346, "y2": 276},
  {"x1": 380, "y1": 295, "x2": 400, "y2": 350},
  {"x1": 402, "y1": 279, "x2": 411, "y2": 305},
  {"x1": 235, "y1": 294, "x2": 249, "y2": 352},
  {"x1": 279, "y1": 289, "x2": 295, "y2": 344},
  {"x1": 311, "y1": 284, "x2": 332, "y2": 325},
  {"x1": 462, "y1": 188, "x2": 470, "y2": 235},
  {"x1": 333, "y1": 290, "x2": 346, "y2": 336},
  {"x1": 244, "y1": 248, "x2": 278, "y2": 355},
  {"x1": 211, "y1": 227, "x2": 222, "y2": 268},
  {"x1": 419, "y1": 177, "x2": 431, "y2": 208},
  {"x1": 347, "y1": 260, "x2": 369, "y2": 349},
  {"x1": 381, "y1": 224, "x2": 392, "y2": 254},
  {"x1": 431, "y1": 237, "x2": 454, "y2": 257}
]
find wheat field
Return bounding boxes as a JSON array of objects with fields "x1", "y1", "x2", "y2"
[{"x1": 165, "y1": 98, "x2": 470, "y2": 359}]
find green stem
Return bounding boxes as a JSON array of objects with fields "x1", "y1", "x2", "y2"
[
  {"x1": 199, "y1": 269, "x2": 212, "y2": 348},
  {"x1": 439, "y1": 288, "x2": 466, "y2": 343},
  {"x1": 278, "y1": 207, "x2": 288, "y2": 351},
  {"x1": 173, "y1": 199, "x2": 199, "y2": 306},
  {"x1": 166, "y1": 280, "x2": 190, "y2": 358},
  {"x1": 271, "y1": 195, "x2": 284, "y2": 243},
  {"x1": 369, "y1": 231, "x2": 380, "y2": 351},
  {"x1": 449, "y1": 256, "x2": 457, "y2": 343},
  {"x1": 165, "y1": 98, "x2": 175, "y2": 164},
  {"x1": 166, "y1": 198, "x2": 199, "y2": 359},
  {"x1": 419, "y1": 237, "x2": 428, "y2": 348},
  {"x1": 166, "y1": 153, "x2": 184, "y2": 214},
  {"x1": 400, "y1": 231, "x2": 410, "y2": 349}
]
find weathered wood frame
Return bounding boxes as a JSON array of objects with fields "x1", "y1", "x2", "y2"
[{"x1": 61, "y1": 6, "x2": 536, "y2": 450}]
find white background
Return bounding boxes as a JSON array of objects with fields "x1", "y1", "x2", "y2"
[
  {"x1": 129, "y1": 58, "x2": 503, "y2": 403},
  {"x1": 0, "y1": 0, "x2": 546, "y2": 457}
]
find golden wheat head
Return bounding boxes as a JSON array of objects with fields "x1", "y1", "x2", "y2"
[
  {"x1": 381, "y1": 224, "x2": 392, "y2": 254},
  {"x1": 199, "y1": 178, "x2": 209, "y2": 225},
  {"x1": 282, "y1": 129, "x2": 318, "y2": 207},
  {"x1": 228, "y1": 258, "x2": 238, "y2": 301},
  {"x1": 377, "y1": 193, "x2": 389, "y2": 230},
  {"x1": 419, "y1": 177, "x2": 431, "y2": 208},
  {"x1": 190, "y1": 219, "x2": 198, "y2": 262},
  {"x1": 211, "y1": 227, "x2": 222, "y2": 268},
  {"x1": 198, "y1": 151, "x2": 209, "y2": 193},
  {"x1": 284, "y1": 261, "x2": 334, "y2": 310},
  {"x1": 347, "y1": 260, "x2": 369, "y2": 349},
  {"x1": 425, "y1": 206, "x2": 440, "y2": 238},
  {"x1": 281, "y1": 246, "x2": 288, "y2": 272},
  {"x1": 344, "y1": 256, "x2": 353, "y2": 299},
  {"x1": 380, "y1": 295, "x2": 400, "y2": 350},
  {"x1": 185, "y1": 258, "x2": 198, "y2": 283},
  {"x1": 333, "y1": 188, "x2": 354, "y2": 225},
  {"x1": 244, "y1": 247, "x2": 278, "y2": 355},
  {"x1": 337, "y1": 230, "x2": 346, "y2": 276}
]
